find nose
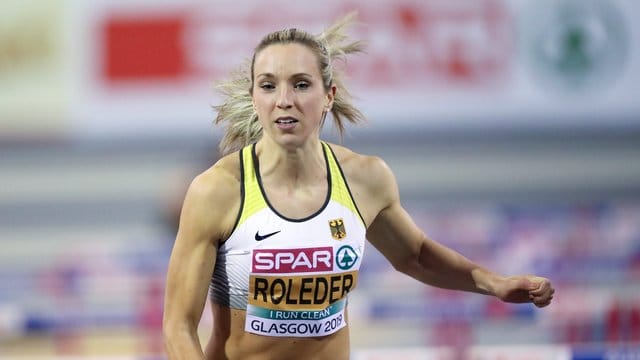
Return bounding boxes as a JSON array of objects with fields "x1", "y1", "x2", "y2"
[{"x1": 276, "y1": 86, "x2": 293, "y2": 109}]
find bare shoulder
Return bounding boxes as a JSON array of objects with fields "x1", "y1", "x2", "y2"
[
  {"x1": 192, "y1": 152, "x2": 241, "y2": 197},
  {"x1": 328, "y1": 143, "x2": 396, "y2": 190},
  {"x1": 327, "y1": 143, "x2": 399, "y2": 225},
  {"x1": 181, "y1": 151, "x2": 242, "y2": 241}
]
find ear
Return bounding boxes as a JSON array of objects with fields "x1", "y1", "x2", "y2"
[{"x1": 325, "y1": 84, "x2": 337, "y2": 111}]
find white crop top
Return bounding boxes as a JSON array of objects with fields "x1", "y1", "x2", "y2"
[{"x1": 209, "y1": 142, "x2": 367, "y2": 337}]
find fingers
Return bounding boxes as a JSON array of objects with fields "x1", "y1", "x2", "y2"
[
  {"x1": 533, "y1": 286, "x2": 554, "y2": 307},
  {"x1": 499, "y1": 275, "x2": 555, "y2": 307},
  {"x1": 533, "y1": 297, "x2": 552, "y2": 308},
  {"x1": 528, "y1": 278, "x2": 554, "y2": 307},
  {"x1": 530, "y1": 290, "x2": 554, "y2": 307},
  {"x1": 529, "y1": 279, "x2": 551, "y2": 296}
]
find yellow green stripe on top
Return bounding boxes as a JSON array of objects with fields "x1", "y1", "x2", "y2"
[
  {"x1": 237, "y1": 145, "x2": 268, "y2": 226},
  {"x1": 322, "y1": 142, "x2": 365, "y2": 227},
  {"x1": 235, "y1": 142, "x2": 364, "y2": 227}
]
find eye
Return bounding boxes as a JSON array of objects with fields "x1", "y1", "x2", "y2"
[
  {"x1": 294, "y1": 81, "x2": 310, "y2": 90},
  {"x1": 259, "y1": 82, "x2": 275, "y2": 91}
]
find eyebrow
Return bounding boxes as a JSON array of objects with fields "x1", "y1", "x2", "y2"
[{"x1": 255, "y1": 72, "x2": 313, "y2": 80}]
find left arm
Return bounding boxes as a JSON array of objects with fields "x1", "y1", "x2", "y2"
[{"x1": 359, "y1": 155, "x2": 553, "y2": 307}]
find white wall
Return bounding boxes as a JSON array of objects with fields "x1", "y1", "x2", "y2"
[{"x1": 1, "y1": 0, "x2": 639, "y2": 139}]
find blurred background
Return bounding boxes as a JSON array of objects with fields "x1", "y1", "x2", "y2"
[{"x1": 1, "y1": 0, "x2": 639, "y2": 359}]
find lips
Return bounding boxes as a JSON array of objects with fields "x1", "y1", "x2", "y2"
[
  {"x1": 275, "y1": 116, "x2": 299, "y2": 124},
  {"x1": 275, "y1": 116, "x2": 299, "y2": 130}
]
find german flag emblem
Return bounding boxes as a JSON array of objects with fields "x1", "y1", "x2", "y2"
[{"x1": 329, "y1": 218, "x2": 346, "y2": 240}]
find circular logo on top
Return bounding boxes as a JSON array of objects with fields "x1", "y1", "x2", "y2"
[
  {"x1": 336, "y1": 245, "x2": 358, "y2": 270},
  {"x1": 520, "y1": 0, "x2": 629, "y2": 93}
]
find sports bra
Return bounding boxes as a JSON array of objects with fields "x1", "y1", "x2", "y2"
[{"x1": 209, "y1": 142, "x2": 367, "y2": 337}]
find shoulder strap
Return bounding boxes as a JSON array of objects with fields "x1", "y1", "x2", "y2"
[
  {"x1": 323, "y1": 142, "x2": 366, "y2": 226},
  {"x1": 236, "y1": 144, "x2": 268, "y2": 227}
]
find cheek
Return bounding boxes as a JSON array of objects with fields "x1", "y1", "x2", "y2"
[
  {"x1": 300, "y1": 98, "x2": 324, "y2": 114},
  {"x1": 253, "y1": 98, "x2": 274, "y2": 117},
  {"x1": 253, "y1": 94, "x2": 270, "y2": 107}
]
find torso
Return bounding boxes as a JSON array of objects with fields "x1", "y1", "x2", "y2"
[
  {"x1": 205, "y1": 142, "x2": 374, "y2": 360},
  {"x1": 207, "y1": 305, "x2": 351, "y2": 360}
]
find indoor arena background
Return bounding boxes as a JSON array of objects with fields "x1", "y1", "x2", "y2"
[{"x1": 1, "y1": 0, "x2": 639, "y2": 359}]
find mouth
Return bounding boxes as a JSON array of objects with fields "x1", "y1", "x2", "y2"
[{"x1": 275, "y1": 116, "x2": 299, "y2": 125}]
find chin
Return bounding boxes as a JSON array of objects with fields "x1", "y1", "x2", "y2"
[{"x1": 274, "y1": 133, "x2": 312, "y2": 150}]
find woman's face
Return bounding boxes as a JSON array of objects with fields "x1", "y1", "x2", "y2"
[{"x1": 252, "y1": 43, "x2": 334, "y2": 150}]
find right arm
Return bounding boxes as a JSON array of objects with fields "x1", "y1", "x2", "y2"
[
  {"x1": 163, "y1": 164, "x2": 239, "y2": 359},
  {"x1": 339, "y1": 149, "x2": 553, "y2": 307}
]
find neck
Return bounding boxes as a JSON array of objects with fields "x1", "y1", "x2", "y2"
[{"x1": 255, "y1": 137, "x2": 326, "y2": 187}]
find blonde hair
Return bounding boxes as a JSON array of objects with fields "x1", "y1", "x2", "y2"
[{"x1": 214, "y1": 13, "x2": 365, "y2": 155}]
